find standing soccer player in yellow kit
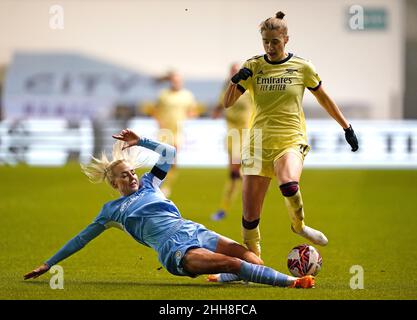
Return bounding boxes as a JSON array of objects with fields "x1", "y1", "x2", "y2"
[
  {"x1": 223, "y1": 11, "x2": 359, "y2": 258},
  {"x1": 211, "y1": 63, "x2": 254, "y2": 221},
  {"x1": 153, "y1": 71, "x2": 197, "y2": 197}
]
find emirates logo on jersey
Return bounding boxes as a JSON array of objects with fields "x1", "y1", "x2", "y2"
[{"x1": 256, "y1": 76, "x2": 292, "y2": 91}]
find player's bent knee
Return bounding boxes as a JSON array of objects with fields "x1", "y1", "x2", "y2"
[
  {"x1": 279, "y1": 181, "x2": 299, "y2": 197},
  {"x1": 243, "y1": 251, "x2": 264, "y2": 265}
]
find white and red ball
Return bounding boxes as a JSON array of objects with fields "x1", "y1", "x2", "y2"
[{"x1": 287, "y1": 244, "x2": 322, "y2": 277}]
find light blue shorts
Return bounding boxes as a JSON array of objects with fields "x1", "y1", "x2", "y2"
[{"x1": 158, "y1": 220, "x2": 220, "y2": 277}]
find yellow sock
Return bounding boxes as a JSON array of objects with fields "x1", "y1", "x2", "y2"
[
  {"x1": 284, "y1": 190, "x2": 305, "y2": 233},
  {"x1": 219, "y1": 180, "x2": 232, "y2": 212},
  {"x1": 242, "y1": 226, "x2": 261, "y2": 257}
]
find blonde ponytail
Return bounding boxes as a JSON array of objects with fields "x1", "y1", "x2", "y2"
[{"x1": 81, "y1": 140, "x2": 148, "y2": 186}]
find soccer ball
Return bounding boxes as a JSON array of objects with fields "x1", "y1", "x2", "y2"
[{"x1": 287, "y1": 244, "x2": 322, "y2": 277}]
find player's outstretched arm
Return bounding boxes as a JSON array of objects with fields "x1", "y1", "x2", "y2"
[
  {"x1": 310, "y1": 85, "x2": 349, "y2": 128},
  {"x1": 112, "y1": 129, "x2": 140, "y2": 150},
  {"x1": 24, "y1": 223, "x2": 105, "y2": 280},
  {"x1": 310, "y1": 85, "x2": 359, "y2": 152},
  {"x1": 24, "y1": 263, "x2": 49, "y2": 280},
  {"x1": 113, "y1": 128, "x2": 176, "y2": 176}
]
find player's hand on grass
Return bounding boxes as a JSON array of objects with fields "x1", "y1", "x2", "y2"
[
  {"x1": 344, "y1": 124, "x2": 359, "y2": 152},
  {"x1": 112, "y1": 129, "x2": 140, "y2": 150},
  {"x1": 24, "y1": 263, "x2": 49, "y2": 280}
]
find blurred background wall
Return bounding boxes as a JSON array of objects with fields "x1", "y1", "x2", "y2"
[
  {"x1": 405, "y1": 0, "x2": 417, "y2": 119},
  {"x1": 0, "y1": 0, "x2": 416, "y2": 167},
  {"x1": 0, "y1": 0, "x2": 409, "y2": 120}
]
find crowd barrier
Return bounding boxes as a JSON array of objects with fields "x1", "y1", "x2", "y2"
[{"x1": 1, "y1": 118, "x2": 416, "y2": 168}]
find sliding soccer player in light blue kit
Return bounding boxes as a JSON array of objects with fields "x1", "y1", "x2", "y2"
[{"x1": 24, "y1": 129, "x2": 314, "y2": 289}]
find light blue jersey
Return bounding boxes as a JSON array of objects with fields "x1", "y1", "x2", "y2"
[{"x1": 45, "y1": 137, "x2": 219, "y2": 276}]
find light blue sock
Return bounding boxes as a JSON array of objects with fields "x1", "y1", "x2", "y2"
[
  {"x1": 238, "y1": 261, "x2": 291, "y2": 287},
  {"x1": 218, "y1": 273, "x2": 241, "y2": 282}
]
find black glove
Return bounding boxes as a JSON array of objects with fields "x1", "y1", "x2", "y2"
[
  {"x1": 231, "y1": 67, "x2": 253, "y2": 84},
  {"x1": 344, "y1": 124, "x2": 359, "y2": 152}
]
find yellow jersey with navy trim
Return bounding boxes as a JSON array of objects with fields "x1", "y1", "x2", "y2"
[
  {"x1": 238, "y1": 53, "x2": 321, "y2": 149},
  {"x1": 154, "y1": 88, "x2": 196, "y2": 134}
]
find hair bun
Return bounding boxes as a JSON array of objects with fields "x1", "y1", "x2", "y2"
[{"x1": 276, "y1": 11, "x2": 285, "y2": 19}]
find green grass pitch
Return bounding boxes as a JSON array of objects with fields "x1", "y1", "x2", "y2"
[{"x1": 1, "y1": 164, "x2": 416, "y2": 300}]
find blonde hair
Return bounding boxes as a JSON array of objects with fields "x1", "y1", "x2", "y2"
[
  {"x1": 80, "y1": 140, "x2": 147, "y2": 186},
  {"x1": 259, "y1": 11, "x2": 288, "y2": 35}
]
